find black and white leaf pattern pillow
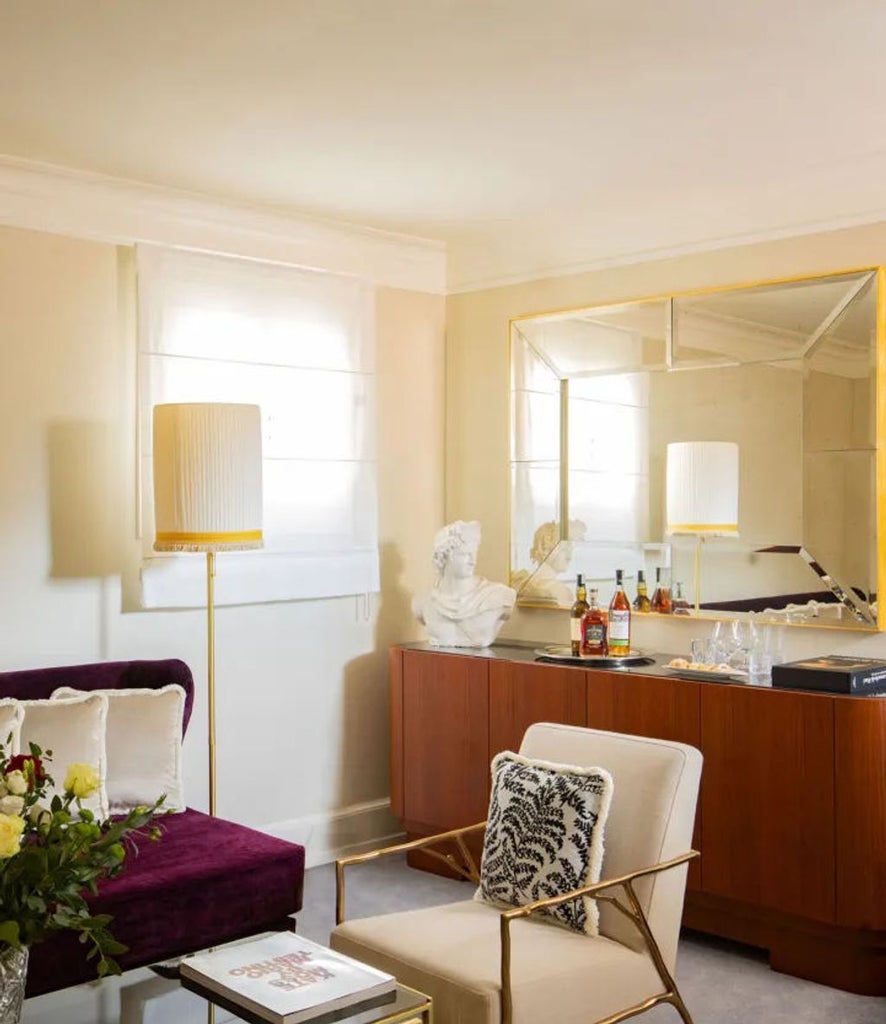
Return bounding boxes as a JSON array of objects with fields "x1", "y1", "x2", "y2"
[{"x1": 475, "y1": 750, "x2": 614, "y2": 934}]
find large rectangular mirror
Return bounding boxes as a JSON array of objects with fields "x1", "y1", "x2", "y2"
[{"x1": 509, "y1": 267, "x2": 883, "y2": 630}]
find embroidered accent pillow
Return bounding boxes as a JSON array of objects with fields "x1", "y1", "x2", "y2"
[{"x1": 475, "y1": 750, "x2": 614, "y2": 934}]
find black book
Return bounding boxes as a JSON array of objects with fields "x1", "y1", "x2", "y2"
[{"x1": 771, "y1": 655, "x2": 886, "y2": 696}]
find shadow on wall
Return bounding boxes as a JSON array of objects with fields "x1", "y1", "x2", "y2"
[
  {"x1": 337, "y1": 542, "x2": 416, "y2": 820},
  {"x1": 47, "y1": 420, "x2": 126, "y2": 657}
]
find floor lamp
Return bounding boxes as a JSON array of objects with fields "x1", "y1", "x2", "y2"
[
  {"x1": 666, "y1": 441, "x2": 739, "y2": 613},
  {"x1": 152, "y1": 403, "x2": 263, "y2": 817}
]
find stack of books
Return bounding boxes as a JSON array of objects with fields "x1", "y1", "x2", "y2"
[{"x1": 180, "y1": 932, "x2": 398, "y2": 1024}]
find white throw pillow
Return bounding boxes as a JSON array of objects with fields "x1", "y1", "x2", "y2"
[
  {"x1": 0, "y1": 700, "x2": 23, "y2": 754},
  {"x1": 475, "y1": 750, "x2": 614, "y2": 935},
  {"x1": 18, "y1": 693, "x2": 109, "y2": 818},
  {"x1": 52, "y1": 685, "x2": 186, "y2": 814}
]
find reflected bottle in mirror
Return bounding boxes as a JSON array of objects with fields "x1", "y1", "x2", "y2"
[
  {"x1": 633, "y1": 570, "x2": 651, "y2": 612},
  {"x1": 672, "y1": 581, "x2": 690, "y2": 615},
  {"x1": 650, "y1": 567, "x2": 672, "y2": 614}
]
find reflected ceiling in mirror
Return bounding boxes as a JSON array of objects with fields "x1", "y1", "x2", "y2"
[{"x1": 509, "y1": 268, "x2": 883, "y2": 630}]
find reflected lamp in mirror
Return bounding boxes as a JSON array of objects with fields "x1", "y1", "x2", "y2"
[{"x1": 666, "y1": 441, "x2": 739, "y2": 613}]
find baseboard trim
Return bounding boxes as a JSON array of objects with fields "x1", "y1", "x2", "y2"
[{"x1": 263, "y1": 798, "x2": 405, "y2": 868}]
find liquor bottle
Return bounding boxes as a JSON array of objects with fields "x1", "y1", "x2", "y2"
[
  {"x1": 650, "y1": 567, "x2": 672, "y2": 614},
  {"x1": 570, "y1": 574, "x2": 590, "y2": 656},
  {"x1": 581, "y1": 588, "x2": 608, "y2": 656},
  {"x1": 608, "y1": 570, "x2": 632, "y2": 655},
  {"x1": 633, "y1": 570, "x2": 651, "y2": 612},
  {"x1": 672, "y1": 580, "x2": 691, "y2": 615}
]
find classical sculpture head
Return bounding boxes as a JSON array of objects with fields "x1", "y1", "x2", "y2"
[{"x1": 414, "y1": 520, "x2": 516, "y2": 648}]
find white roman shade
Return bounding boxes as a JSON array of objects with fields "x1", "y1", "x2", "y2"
[{"x1": 137, "y1": 245, "x2": 379, "y2": 608}]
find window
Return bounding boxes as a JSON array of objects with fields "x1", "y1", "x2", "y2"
[{"x1": 136, "y1": 245, "x2": 378, "y2": 608}]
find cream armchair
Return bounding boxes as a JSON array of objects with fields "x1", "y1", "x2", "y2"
[{"x1": 331, "y1": 723, "x2": 703, "y2": 1024}]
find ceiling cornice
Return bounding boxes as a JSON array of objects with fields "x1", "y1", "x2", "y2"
[{"x1": 0, "y1": 155, "x2": 447, "y2": 294}]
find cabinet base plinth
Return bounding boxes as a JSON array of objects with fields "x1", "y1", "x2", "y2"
[{"x1": 684, "y1": 893, "x2": 886, "y2": 996}]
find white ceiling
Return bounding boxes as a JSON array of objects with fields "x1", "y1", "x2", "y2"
[{"x1": 2, "y1": 1, "x2": 886, "y2": 291}]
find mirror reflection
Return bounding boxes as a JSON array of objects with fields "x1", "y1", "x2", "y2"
[{"x1": 509, "y1": 268, "x2": 882, "y2": 630}]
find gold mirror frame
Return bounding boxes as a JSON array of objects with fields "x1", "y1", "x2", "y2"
[{"x1": 509, "y1": 266, "x2": 885, "y2": 631}]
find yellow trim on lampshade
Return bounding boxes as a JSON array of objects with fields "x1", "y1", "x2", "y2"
[
  {"x1": 155, "y1": 530, "x2": 263, "y2": 545},
  {"x1": 668, "y1": 523, "x2": 738, "y2": 534}
]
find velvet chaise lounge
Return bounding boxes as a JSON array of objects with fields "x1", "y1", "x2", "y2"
[{"x1": 0, "y1": 658, "x2": 306, "y2": 998}]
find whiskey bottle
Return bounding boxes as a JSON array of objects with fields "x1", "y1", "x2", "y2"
[
  {"x1": 633, "y1": 569, "x2": 651, "y2": 612},
  {"x1": 581, "y1": 588, "x2": 608, "y2": 656},
  {"x1": 650, "y1": 567, "x2": 673, "y2": 614},
  {"x1": 672, "y1": 580, "x2": 691, "y2": 615},
  {"x1": 570, "y1": 574, "x2": 590, "y2": 656},
  {"x1": 608, "y1": 569, "x2": 632, "y2": 655}
]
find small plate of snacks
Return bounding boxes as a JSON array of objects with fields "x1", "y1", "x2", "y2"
[{"x1": 663, "y1": 657, "x2": 748, "y2": 682}]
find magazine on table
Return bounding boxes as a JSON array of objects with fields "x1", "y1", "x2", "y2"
[{"x1": 179, "y1": 932, "x2": 397, "y2": 1024}]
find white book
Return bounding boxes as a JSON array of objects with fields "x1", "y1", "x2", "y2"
[{"x1": 179, "y1": 933, "x2": 397, "y2": 1024}]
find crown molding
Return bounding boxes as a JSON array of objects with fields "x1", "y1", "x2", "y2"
[
  {"x1": 448, "y1": 210, "x2": 886, "y2": 295},
  {"x1": 0, "y1": 155, "x2": 447, "y2": 293}
]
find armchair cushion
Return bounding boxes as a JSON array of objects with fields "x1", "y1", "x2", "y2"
[
  {"x1": 475, "y1": 751, "x2": 613, "y2": 935},
  {"x1": 332, "y1": 899, "x2": 660, "y2": 1024}
]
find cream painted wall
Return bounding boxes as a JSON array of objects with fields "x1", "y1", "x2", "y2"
[
  {"x1": 446, "y1": 220, "x2": 886, "y2": 662},
  {"x1": 0, "y1": 224, "x2": 445, "y2": 864}
]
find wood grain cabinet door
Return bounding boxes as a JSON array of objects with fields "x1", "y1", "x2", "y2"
[
  {"x1": 489, "y1": 660, "x2": 587, "y2": 756},
  {"x1": 700, "y1": 685, "x2": 835, "y2": 924},
  {"x1": 586, "y1": 670, "x2": 702, "y2": 890},
  {"x1": 834, "y1": 697, "x2": 886, "y2": 930},
  {"x1": 400, "y1": 649, "x2": 490, "y2": 833}
]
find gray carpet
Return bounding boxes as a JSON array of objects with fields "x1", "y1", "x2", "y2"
[{"x1": 300, "y1": 856, "x2": 886, "y2": 1024}]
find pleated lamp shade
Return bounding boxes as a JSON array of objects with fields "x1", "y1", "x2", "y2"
[
  {"x1": 152, "y1": 403, "x2": 264, "y2": 552},
  {"x1": 666, "y1": 441, "x2": 739, "y2": 537}
]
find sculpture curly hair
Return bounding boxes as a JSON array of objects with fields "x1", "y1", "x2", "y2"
[{"x1": 432, "y1": 520, "x2": 482, "y2": 574}]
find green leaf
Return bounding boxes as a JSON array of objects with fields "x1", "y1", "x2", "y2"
[{"x1": 0, "y1": 921, "x2": 21, "y2": 947}]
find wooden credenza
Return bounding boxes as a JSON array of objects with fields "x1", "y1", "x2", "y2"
[{"x1": 389, "y1": 643, "x2": 886, "y2": 996}]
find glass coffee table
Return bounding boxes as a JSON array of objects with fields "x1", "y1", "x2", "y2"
[
  {"x1": 182, "y1": 977, "x2": 432, "y2": 1024},
  {"x1": 177, "y1": 931, "x2": 432, "y2": 1024}
]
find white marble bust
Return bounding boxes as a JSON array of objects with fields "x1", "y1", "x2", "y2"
[{"x1": 413, "y1": 520, "x2": 516, "y2": 648}]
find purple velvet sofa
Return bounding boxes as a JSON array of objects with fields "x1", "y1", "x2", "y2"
[{"x1": 0, "y1": 658, "x2": 306, "y2": 998}]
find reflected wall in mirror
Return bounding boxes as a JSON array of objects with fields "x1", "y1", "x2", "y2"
[{"x1": 509, "y1": 268, "x2": 883, "y2": 630}]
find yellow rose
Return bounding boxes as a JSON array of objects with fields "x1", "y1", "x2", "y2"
[
  {"x1": 0, "y1": 813, "x2": 25, "y2": 858},
  {"x1": 64, "y1": 763, "x2": 99, "y2": 799}
]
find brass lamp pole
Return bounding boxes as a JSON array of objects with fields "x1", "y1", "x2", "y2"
[{"x1": 152, "y1": 403, "x2": 263, "y2": 817}]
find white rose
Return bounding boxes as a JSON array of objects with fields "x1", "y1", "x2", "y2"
[
  {"x1": 0, "y1": 781, "x2": 7, "y2": 797},
  {"x1": 0, "y1": 795, "x2": 24, "y2": 816},
  {"x1": 28, "y1": 804, "x2": 51, "y2": 828},
  {"x1": 5, "y1": 771, "x2": 27, "y2": 796}
]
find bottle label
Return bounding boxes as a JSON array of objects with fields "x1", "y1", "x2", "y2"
[
  {"x1": 570, "y1": 619, "x2": 582, "y2": 642},
  {"x1": 584, "y1": 623, "x2": 605, "y2": 646},
  {"x1": 609, "y1": 609, "x2": 630, "y2": 645}
]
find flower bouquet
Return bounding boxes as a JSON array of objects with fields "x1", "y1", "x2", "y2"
[{"x1": 0, "y1": 737, "x2": 164, "y2": 1016}]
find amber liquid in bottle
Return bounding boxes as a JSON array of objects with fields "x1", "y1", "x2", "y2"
[
  {"x1": 570, "y1": 573, "x2": 590, "y2": 656},
  {"x1": 650, "y1": 567, "x2": 673, "y2": 614},
  {"x1": 633, "y1": 569, "x2": 651, "y2": 612},
  {"x1": 581, "y1": 588, "x2": 608, "y2": 656},
  {"x1": 608, "y1": 570, "x2": 632, "y2": 654}
]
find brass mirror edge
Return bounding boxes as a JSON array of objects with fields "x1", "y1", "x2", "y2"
[{"x1": 508, "y1": 264, "x2": 885, "y2": 633}]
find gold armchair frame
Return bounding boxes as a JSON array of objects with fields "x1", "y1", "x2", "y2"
[{"x1": 335, "y1": 823, "x2": 699, "y2": 1024}]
